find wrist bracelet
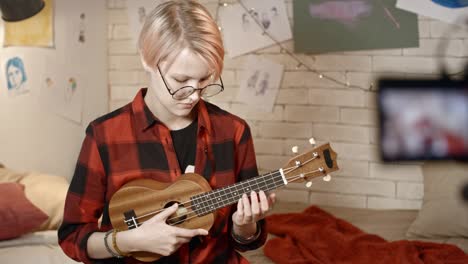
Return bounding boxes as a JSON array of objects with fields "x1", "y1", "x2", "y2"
[
  {"x1": 104, "y1": 230, "x2": 124, "y2": 259},
  {"x1": 231, "y1": 222, "x2": 261, "y2": 244},
  {"x1": 112, "y1": 229, "x2": 130, "y2": 258}
]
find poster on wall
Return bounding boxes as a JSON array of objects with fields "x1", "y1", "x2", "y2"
[
  {"x1": 237, "y1": 56, "x2": 284, "y2": 112},
  {"x1": 293, "y1": 0, "x2": 419, "y2": 53},
  {"x1": 219, "y1": 0, "x2": 292, "y2": 58},
  {"x1": 40, "y1": 66, "x2": 83, "y2": 124},
  {"x1": 127, "y1": 0, "x2": 164, "y2": 46},
  {"x1": 2, "y1": 55, "x2": 30, "y2": 97},
  {"x1": 3, "y1": 0, "x2": 54, "y2": 47},
  {"x1": 397, "y1": 0, "x2": 468, "y2": 26}
]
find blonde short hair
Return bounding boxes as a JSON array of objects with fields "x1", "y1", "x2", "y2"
[{"x1": 139, "y1": 0, "x2": 224, "y2": 77}]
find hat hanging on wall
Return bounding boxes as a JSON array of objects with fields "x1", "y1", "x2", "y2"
[{"x1": 0, "y1": 0, "x2": 45, "y2": 22}]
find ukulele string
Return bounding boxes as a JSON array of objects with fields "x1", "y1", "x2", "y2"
[
  {"x1": 125, "y1": 166, "x2": 325, "y2": 228},
  {"x1": 124, "y1": 166, "x2": 296, "y2": 224},
  {"x1": 125, "y1": 153, "x2": 323, "y2": 227}
]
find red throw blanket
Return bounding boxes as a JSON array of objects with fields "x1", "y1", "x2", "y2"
[{"x1": 264, "y1": 206, "x2": 468, "y2": 264}]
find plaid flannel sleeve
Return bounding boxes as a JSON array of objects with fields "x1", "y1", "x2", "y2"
[{"x1": 58, "y1": 124, "x2": 108, "y2": 264}]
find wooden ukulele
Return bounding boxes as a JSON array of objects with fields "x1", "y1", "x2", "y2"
[{"x1": 109, "y1": 142, "x2": 339, "y2": 262}]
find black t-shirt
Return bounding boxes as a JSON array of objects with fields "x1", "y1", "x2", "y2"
[{"x1": 170, "y1": 119, "x2": 198, "y2": 172}]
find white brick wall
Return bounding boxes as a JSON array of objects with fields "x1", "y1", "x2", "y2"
[{"x1": 107, "y1": 0, "x2": 468, "y2": 209}]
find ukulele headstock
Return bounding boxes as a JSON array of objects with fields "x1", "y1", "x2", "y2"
[{"x1": 283, "y1": 140, "x2": 339, "y2": 186}]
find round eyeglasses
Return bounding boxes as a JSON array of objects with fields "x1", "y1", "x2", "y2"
[{"x1": 157, "y1": 66, "x2": 224, "y2": 100}]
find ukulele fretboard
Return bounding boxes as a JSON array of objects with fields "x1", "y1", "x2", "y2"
[{"x1": 190, "y1": 170, "x2": 285, "y2": 216}]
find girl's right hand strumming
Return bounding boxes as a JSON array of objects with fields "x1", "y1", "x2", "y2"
[{"x1": 118, "y1": 203, "x2": 208, "y2": 256}]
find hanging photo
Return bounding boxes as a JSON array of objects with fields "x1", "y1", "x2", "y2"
[
  {"x1": 219, "y1": 0, "x2": 292, "y2": 58},
  {"x1": 237, "y1": 56, "x2": 284, "y2": 112},
  {"x1": 294, "y1": 0, "x2": 419, "y2": 53},
  {"x1": 397, "y1": 0, "x2": 468, "y2": 26}
]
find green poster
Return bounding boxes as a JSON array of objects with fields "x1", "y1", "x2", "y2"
[{"x1": 294, "y1": 0, "x2": 419, "y2": 53}]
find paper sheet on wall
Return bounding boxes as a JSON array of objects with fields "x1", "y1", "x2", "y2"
[
  {"x1": 39, "y1": 62, "x2": 83, "y2": 124},
  {"x1": 1, "y1": 54, "x2": 31, "y2": 97},
  {"x1": 396, "y1": 0, "x2": 468, "y2": 26},
  {"x1": 127, "y1": 0, "x2": 165, "y2": 46},
  {"x1": 219, "y1": 0, "x2": 292, "y2": 58},
  {"x1": 237, "y1": 56, "x2": 284, "y2": 112},
  {"x1": 3, "y1": 0, "x2": 54, "y2": 47}
]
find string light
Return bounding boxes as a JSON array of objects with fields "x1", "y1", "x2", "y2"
[{"x1": 218, "y1": 1, "x2": 373, "y2": 91}]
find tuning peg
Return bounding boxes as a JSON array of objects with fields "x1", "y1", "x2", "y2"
[
  {"x1": 306, "y1": 181, "x2": 313, "y2": 188},
  {"x1": 322, "y1": 174, "x2": 332, "y2": 182},
  {"x1": 291, "y1": 146, "x2": 298, "y2": 154},
  {"x1": 309, "y1": 138, "x2": 316, "y2": 147}
]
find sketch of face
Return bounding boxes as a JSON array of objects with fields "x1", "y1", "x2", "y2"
[
  {"x1": 6, "y1": 57, "x2": 27, "y2": 91},
  {"x1": 7, "y1": 65, "x2": 23, "y2": 89},
  {"x1": 271, "y1": 6, "x2": 278, "y2": 17},
  {"x1": 261, "y1": 12, "x2": 271, "y2": 30},
  {"x1": 247, "y1": 70, "x2": 260, "y2": 89},
  {"x1": 256, "y1": 72, "x2": 270, "y2": 95}
]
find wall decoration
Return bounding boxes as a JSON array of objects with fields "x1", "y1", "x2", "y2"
[
  {"x1": 237, "y1": 55, "x2": 284, "y2": 112},
  {"x1": 127, "y1": 0, "x2": 164, "y2": 46},
  {"x1": 293, "y1": 0, "x2": 419, "y2": 53},
  {"x1": 397, "y1": 0, "x2": 468, "y2": 25},
  {"x1": 40, "y1": 68, "x2": 83, "y2": 124},
  {"x1": 3, "y1": 0, "x2": 54, "y2": 47},
  {"x1": 218, "y1": 0, "x2": 292, "y2": 57},
  {"x1": 3, "y1": 55, "x2": 30, "y2": 97}
]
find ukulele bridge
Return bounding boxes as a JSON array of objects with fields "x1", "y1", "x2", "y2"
[{"x1": 124, "y1": 210, "x2": 138, "y2": 229}]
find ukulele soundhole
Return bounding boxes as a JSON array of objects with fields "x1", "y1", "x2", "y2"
[{"x1": 165, "y1": 201, "x2": 188, "y2": 226}]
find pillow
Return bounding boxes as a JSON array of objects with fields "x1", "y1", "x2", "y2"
[
  {"x1": 19, "y1": 172, "x2": 69, "y2": 231},
  {"x1": 0, "y1": 167, "x2": 27, "y2": 183},
  {"x1": 406, "y1": 162, "x2": 468, "y2": 238},
  {"x1": 0, "y1": 183, "x2": 49, "y2": 240}
]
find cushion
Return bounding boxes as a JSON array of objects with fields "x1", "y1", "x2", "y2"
[
  {"x1": 0, "y1": 166, "x2": 69, "y2": 230},
  {"x1": 0, "y1": 167, "x2": 27, "y2": 183},
  {"x1": 406, "y1": 162, "x2": 468, "y2": 238},
  {"x1": 0, "y1": 183, "x2": 49, "y2": 240},
  {"x1": 19, "y1": 172, "x2": 69, "y2": 230}
]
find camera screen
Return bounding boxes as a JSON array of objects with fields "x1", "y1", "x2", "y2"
[{"x1": 378, "y1": 79, "x2": 468, "y2": 161}]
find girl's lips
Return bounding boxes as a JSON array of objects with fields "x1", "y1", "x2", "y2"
[{"x1": 179, "y1": 103, "x2": 193, "y2": 109}]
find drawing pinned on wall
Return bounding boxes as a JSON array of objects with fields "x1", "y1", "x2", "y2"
[
  {"x1": 61, "y1": 75, "x2": 83, "y2": 123},
  {"x1": 3, "y1": 56, "x2": 29, "y2": 97},
  {"x1": 40, "y1": 69, "x2": 83, "y2": 124},
  {"x1": 238, "y1": 56, "x2": 284, "y2": 112},
  {"x1": 65, "y1": 77, "x2": 77, "y2": 102},
  {"x1": 3, "y1": 0, "x2": 54, "y2": 47},
  {"x1": 396, "y1": 0, "x2": 468, "y2": 26},
  {"x1": 127, "y1": 0, "x2": 164, "y2": 46},
  {"x1": 219, "y1": 0, "x2": 292, "y2": 58},
  {"x1": 294, "y1": 0, "x2": 419, "y2": 54}
]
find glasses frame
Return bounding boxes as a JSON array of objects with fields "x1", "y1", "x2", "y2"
[{"x1": 157, "y1": 66, "x2": 224, "y2": 100}]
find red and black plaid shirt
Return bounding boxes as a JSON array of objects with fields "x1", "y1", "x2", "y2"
[{"x1": 58, "y1": 89, "x2": 267, "y2": 264}]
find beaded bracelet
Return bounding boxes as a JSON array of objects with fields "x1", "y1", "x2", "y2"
[{"x1": 104, "y1": 229, "x2": 124, "y2": 259}]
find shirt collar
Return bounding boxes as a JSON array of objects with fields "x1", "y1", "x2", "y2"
[{"x1": 131, "y1": 88, "x2": 213, "y2": 135}]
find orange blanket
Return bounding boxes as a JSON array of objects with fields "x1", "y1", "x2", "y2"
[{"x1": 264, "y1": 206, "x2": 468, "y2": 264}]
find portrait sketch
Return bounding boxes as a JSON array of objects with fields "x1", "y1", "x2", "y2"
[
  {"x1": 238, "y1": 56, "x2": 284, "y2": 112},
  {"x1": 5, "y1": 56, "x2": 29, "y2": 96}
]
